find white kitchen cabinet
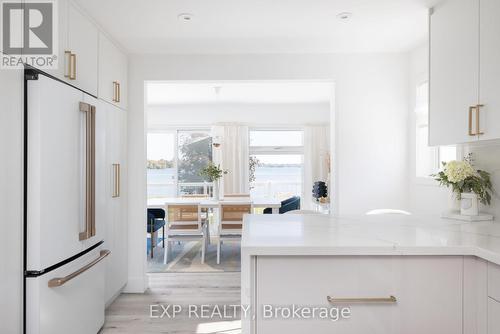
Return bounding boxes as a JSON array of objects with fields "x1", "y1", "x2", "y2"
[
  {"x1": 429, "y1": 0, "x2": 479, "y2": 146},
  {"x1": 44, "y1": 0, "x2": 68, "y2": 80},
  {"x1": 98, "y1": 33, "x2": 128, "y2": 110},
  {"x1": 479, "y1": 0, "x2": 500, "y2": 141},
  {"x1": 255, "y1": 256, "x2": 462, "y2": 334},
  {"x1": 103, "y1": 102, "x2": 127, "y2": 304},
  {"x1": 66, "y1": 2, "x2": 99, "y2": 96},
  {"x1": 430, "y1": 0, "x2": 500, "y2": 145}
]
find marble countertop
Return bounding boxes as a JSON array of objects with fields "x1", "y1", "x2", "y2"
[{"x1": 241, "y1": 214, "x2": 500, "y2": 265}]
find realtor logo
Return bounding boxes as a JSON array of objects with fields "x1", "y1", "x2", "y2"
[{"x1": 1, "y1": 0, "x2": 57, "y2": 69}]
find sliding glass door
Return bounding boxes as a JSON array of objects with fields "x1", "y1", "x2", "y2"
[{"x1": 147, "y1": 129, "x2": 213, "y2": 199}]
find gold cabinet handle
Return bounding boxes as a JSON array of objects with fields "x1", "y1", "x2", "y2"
[
  {"x1": 113, "y1": 81, "x2": 121, "y2": 103},
  {"x1": 476, "y1": 104, "x2": 484, "y2": 136},
  {"x1": 112, "y1": 163, "x2": 120, "y2": 198},
  {"x1": 79, "y1": 102, "x2": 96, "y2": 241},
  {"x1": 48, "y1": 250, "x2": 110, "y2": 288},
  {"x1": 69, "y1": 53, "x2": 76, "y2": 80},
  {"x1": 112, "y1": 81, "x2": 117, "y2": 102},
  {"x1": 327, "y1": 295, "x2": 397, "y2": 303},
  {"x1": 117, "y1": 82, "x2": 121, "y2": 102},
  {"x1": 64, "y1": 51, "x2": 71, "y2": 78},
  {"x1": 469, "y1": 105, "x2": 477, "y2": 136}
]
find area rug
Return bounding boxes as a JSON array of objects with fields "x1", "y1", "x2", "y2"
[{"x1": 147, "y1": 239, "x2": 241, "y2": 273}]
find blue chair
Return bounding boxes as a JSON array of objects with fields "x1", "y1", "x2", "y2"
[
  {"x1": 263, "y1": 196, "x2": 301, "y2": 214},
  {"x1": 147, "y1": 208, "x2": 166, "y2": 258}
]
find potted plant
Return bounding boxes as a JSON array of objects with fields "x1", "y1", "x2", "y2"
[
  {"x1": 432, "y1": 156, "x2": 492, "y2": 216},
  {"x1": 199, "y1": 163, "x2": 228, "y2": 200}
]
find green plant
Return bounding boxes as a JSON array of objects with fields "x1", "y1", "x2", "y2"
[
  {"x1": 199, "y1": 163, "x2": 228, "y2": 182},
  {"x1": 432, "y1": 158, "x2": 493, "y2": 205}
]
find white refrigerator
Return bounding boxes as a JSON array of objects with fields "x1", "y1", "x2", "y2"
[{"x1": 24, "y1": 68, "x2": 109, "y2": 334}]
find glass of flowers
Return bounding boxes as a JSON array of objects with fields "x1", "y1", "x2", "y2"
[{"x1": 432, "y1": 155, "x2": 492, "y2": 216}]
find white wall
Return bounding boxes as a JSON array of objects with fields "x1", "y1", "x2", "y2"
[
  {"x1": 128, "y1": 52, "x2": 410, "y2": 292},
  {"x1": 147, "y1": 102, "x2": 330, "y2": 128},
  {"x1": 408, "y1": 44, "x2": 500, "y2": 217},
  {"x1": 0, "y1": 69, "x2": 24, "y2": 334}
]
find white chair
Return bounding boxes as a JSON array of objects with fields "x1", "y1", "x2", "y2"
[
  {"x1": 164, "y1": 203, "x2": 208, "y2": 264},
  {"x1": 365, "y1": 209, "x2": 412, "y2": 215},
  {"x1": 216, "y1": 202, "x2": 253, "y2": 264}
]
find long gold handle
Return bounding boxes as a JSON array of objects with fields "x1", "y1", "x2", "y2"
[
  {"x1": 48, "y1": 250, "x2": 110, "y2": 288},
  {"x1": 476, "y1": 104, "x2": 484, "y2": 136},
  {"x1": 112, "y1": 81, "x2": 117, "y2": 102},
  {"x1": 469, "y1": 106, "x2": 477, "y2": 136},
  {"x1": 327, "y1": 295, "x2": 397, "y2": 303},
  {"x1": 117, "y1": 82, "x2": 121, "y2": 102},
  {"x1": 69, "y1": 53, "x2": 76, "y2": 80},
  {"x1": 112, "y1": 163, "x2": 120, "y2": 198},
  {"x1": 79, "y1": 102, "x2": 96, "y2": 241},
  {"x1": 64, "y1": 51, "x2": 71, "y2": 78}
]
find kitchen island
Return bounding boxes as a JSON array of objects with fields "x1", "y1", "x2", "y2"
[{"x1": 241, "y1": 214, "x2": 500, "y2": 334}]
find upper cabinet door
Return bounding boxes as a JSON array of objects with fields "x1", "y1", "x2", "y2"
[
  {"x1": 67, "y1": 2, "x2": 98, "y2": 96},
  {"x1": 479, "y1": 0, "x2": 500, "y2": 141},
  {"x1": 98, "y1": 33, "x2": 128, "y2": 109},
  {"x1": 429, "y1": 0, "x2": 480, "y2": 146}
]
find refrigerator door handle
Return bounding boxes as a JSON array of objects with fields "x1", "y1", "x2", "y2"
[
  {"x1": 47, "y1": 250, "x2": 110, "y2": 288},
  {"x1": 79, "y1": 102, "x2": 96, "y2": 241}
]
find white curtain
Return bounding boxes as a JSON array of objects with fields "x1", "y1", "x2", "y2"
[
  {"x1": 211, "y1": 124, "x2": 249, "y2": 196},
  {"x1": 303, "y1": 125, "x2": 330, "y2": 209}
]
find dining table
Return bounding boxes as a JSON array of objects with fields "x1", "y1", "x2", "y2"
[{"x1": 147, "y1": 196, "x2": 282, "y2": 214}]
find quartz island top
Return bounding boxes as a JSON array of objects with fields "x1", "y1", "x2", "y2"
[{"x1": 241, "y1": 214, "x2": 500, "y2": 265}]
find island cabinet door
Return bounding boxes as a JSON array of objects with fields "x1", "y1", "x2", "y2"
[{"x1": 254, "y1": 256, "x2": 463, "y2": 334}]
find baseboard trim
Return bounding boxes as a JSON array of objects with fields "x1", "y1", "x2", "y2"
[{"x1": 123, "y1": 276, "x2": 147, "y2": 293}]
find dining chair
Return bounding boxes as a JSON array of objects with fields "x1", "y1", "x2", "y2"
[
  {"x1": 147, "y1": 208, "x2": 166, "y2": 258},
  {"x1": 164, "y1": 203, "x2": 208, "y2": 264},
  {"x1": 216, "y1": 202, "x2": 253, "y2": 264}
]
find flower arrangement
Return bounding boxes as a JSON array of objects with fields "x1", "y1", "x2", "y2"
[
  {"x1": 199, "y1": 163, "x2": 228, "y2": 182},
  {"x1": 432, "y1": 155, "x2": 493, "y2": 205}
]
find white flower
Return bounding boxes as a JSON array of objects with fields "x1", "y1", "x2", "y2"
[{"x1": 444, "y1": 160, "x2": 475, "y2": 183}]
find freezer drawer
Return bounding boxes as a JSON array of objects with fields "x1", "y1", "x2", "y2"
[{"x1": 26, "y1": 247, "x2": 108, "y2": 334}]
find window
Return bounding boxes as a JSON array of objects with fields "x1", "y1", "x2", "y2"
[
  {"x1": 147, "y1": 129, "x2": 213, "y2": 198},
  {"x1": 147, "y1": 132, "x2": 176, "y2": 198},
  {"x1": 249, "y1": 130, "x2": 304, "y2": 199},
  {"x1": 177, "y1": 130, "x2": 213, "y2": 195},
  {"x1": 415, "y1": 81, "x2": 456, "y2": 178}
]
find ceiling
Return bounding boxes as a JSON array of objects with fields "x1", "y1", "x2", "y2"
[
  {"x1": 146, "y1": 82, "x2": 333, "y2": 105},
  {"x1": 75, "y1": 0, "x2": 434, "y2": 54}
]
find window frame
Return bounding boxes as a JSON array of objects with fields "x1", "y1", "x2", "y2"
[
  {"x1": 249, "y1": 127, "x2": 305, "y2": 199},
  {"x1": 147, "y1": 127, "x2": 213, "y2": 198}
]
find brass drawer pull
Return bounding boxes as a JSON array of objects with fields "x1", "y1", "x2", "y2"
[
  {"x1": 48, "y1": 250, "x2": 110, "y2": 288},
  {"x1": 469, "y1": 105, "x2": 477, "y2": 136},
  {"x1": 112, "y1": 163, "x2": 120, "y2": 198},
  {"x1": 327, "y1": 295, "x2": 397, "y2": 303},
  {"x1": 476, "y1": 104, "x2": 484, "y2": 136}
]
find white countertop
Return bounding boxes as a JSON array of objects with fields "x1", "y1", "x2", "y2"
[{"x1": 241, "y1": 214, "x2": 500, "y2": 265}]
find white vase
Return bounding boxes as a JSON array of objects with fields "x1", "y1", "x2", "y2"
[
  {"x1": 460, "y1": 192, "x2": 479, "y2": 216},
  {"x1": 448, "y1": 190, "x2": 460, "y2": 212},
  {"x1": 212, "y1": 180, "x2": 220, "y2": 200}
]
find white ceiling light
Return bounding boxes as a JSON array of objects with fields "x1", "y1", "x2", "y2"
[
  {"x1": 337, "y1": 12, "x2": 353, "y2": 20},
  {"x1": 177, "y1": 13, "x2": 193, "y2": 22}
]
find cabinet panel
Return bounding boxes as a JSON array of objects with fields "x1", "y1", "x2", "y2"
[
  {"x1": 255, "y1": 256, "x2": 462, "y2": 334},
  {"x1": 479, "y1": 0, "x2": 500, "y2": 141},
  {"x1": 103, "y1": 103, "x2": 127, "y2": 304},
  {"x1": 488, "y1": 298, "x2": 500, "y2": 334},
  {"x1": 488, "y1": 262, "x2": 500, "y2": 302},
  {"x1": 44, "y1": 0, "x2": 68, "y2": 80},
  {"x1": 67, "y1": 2, "x2": 98, "y2": 96},
  {"x1": 429, "y1": 0, "x2": 479, "y2": 145},
  {"x1": 98, "y1": 33, "x2": 127, "y2": 109}
]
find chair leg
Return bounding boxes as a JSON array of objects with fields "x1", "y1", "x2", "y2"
[
  {"x1": 217, "y1": 239, "x2": 221, "y2": 265},
  {"x1": 163, "y1": 240, "x2": 169, "y2": 265},
  {"x1": 201, "y1": 238, "x2": 206, "y2": 264},
  {"x1": 162, "y1": 227, "x2": 165, "y2": 248},
  {"x1": 150, "y1": 233, "x2": 154, "y2": 258}
]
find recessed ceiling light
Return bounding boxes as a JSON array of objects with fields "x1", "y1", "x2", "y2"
[
  {"x1": 337, "y1": 12, "x2": 353, "y2": 20},
  {"x1": 178, "y1": 13, "x2": 194, "y2": 22}
]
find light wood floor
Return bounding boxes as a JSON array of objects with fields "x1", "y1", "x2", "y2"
[{"x1": 101, "y1": 272, "x2": 241, "y2": 334}]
